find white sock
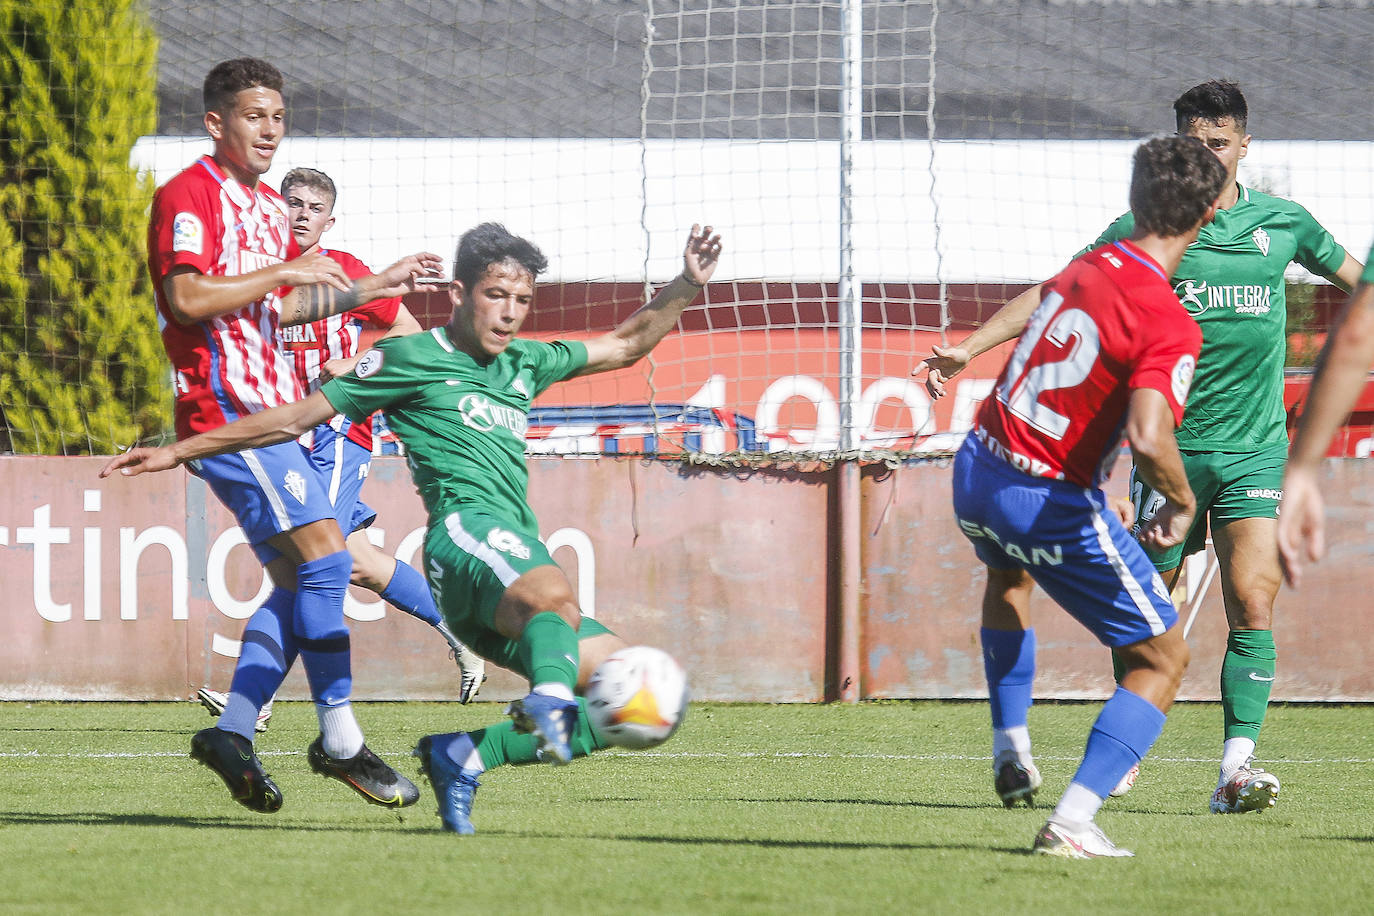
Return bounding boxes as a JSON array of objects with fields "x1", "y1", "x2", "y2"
[
  {"x1": 993, "y1": 725, "x2": 1032, "y2": 766},
  {"x1": 318, "y1": 702, "x2": 365, "y2": 759},
  {"x1": 218, "y1": 693, "x2": 260, "y2": 740},
  {"x1": 1052, "y1": 781, "x2": 1104, "y2": 827},
  {"x1": 531, "y1": 682, "x2": 575, "y2": 702},
  {"x1": 1220, "y1": 737, "x2": 1257, "y2": 783}
]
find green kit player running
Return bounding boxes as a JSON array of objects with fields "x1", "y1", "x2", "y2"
[
  {"x1": 923, "y1": 81, "x2": 1362, "y2": 813},
  {"x1": 104, "y1": 222, "x2": 722, "y2": 834}
]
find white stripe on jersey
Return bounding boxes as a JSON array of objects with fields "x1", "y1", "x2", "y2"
[
  {"x1": 205, "y1": 179, "x2": 301, "y2": 418},
  {"x1": 1087, "y1": 496, "x2": 1167, "y2": 636}
]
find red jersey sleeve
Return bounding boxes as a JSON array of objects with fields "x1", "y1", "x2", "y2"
[{"x1": 149, "y1": 175, "x2": 219, "y2": 280}]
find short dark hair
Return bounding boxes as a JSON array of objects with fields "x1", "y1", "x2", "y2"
[
  {"x1": 1173, "y1": 79, "x2": 1247, "y2": 134},
  {"x1": 453, "y1": 223, "x2": 549, "y2": 292},
  {"x1": 280, "y1": 168, "x2": 337, "y2": 210},
  {"x1": 1129, "y1": 135, "x2": 1228, "y2": 237},
  {"x1": 203, "y1": 58, "x2": 284, "y2": 114}
]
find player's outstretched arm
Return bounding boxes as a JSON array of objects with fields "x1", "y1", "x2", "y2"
[
  {"x1": 917, "y1": 282, "x2": 1044, "y2": 399},
  {"x1": 577, "y1": 225, "x2": 722, "y2": 376},
  {"x1": 1279, "y1": 280, "x2": 1374, "y2": 586},
  {"x1": 1124, "y1": 387, "x2": 1196, "y2": 550},
  {"x1": 99, "y1": 390, "x2": 339, "y2": 479},
  {"x1": 162, "y1": 252, "x2": 354, "y2": 325},
  {"x1": 279, "y1": 252, "x2": 443, "y2": 327}
]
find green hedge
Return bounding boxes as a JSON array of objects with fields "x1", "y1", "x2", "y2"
[{"x1": 0, "y1": 0, "x2": 171, "y2": 454}]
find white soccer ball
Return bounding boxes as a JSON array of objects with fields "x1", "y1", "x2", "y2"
[{"x1": 583, "y1": 646, "x2": 689, "y2": 749}]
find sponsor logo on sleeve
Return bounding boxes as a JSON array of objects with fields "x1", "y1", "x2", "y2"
[
  {"x1": 1171, "y1": 354, "x2": 1196, "y2": 405},
  {"x1": 172, "y1": 213, "x2": 203, "y2": 254},
  {"x1": 354, "y1": 349, "x2": 384, "y2": 378}
]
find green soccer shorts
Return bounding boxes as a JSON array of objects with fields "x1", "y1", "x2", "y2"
[
  {"x1": 1129, "y1": 443, "x2": 1286, "y2": 572},
  {"x1": 422, "y1": 507, "x2": 612, "y2": 680}
]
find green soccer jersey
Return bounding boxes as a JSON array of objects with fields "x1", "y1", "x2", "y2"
[
  {"x1": 321, "y1": 327, "x2": 588, "y2": 534},
  {"x1": 1090, "y1": 184, "x2": 1346, "y2": 451},
  {"x1": 1364, "y1": 241, "x2": 1374, "y2": 284}
]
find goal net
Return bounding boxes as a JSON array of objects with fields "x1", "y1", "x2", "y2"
[{"x1": 5, "y1": 0, "x2": 1372, "y2": 458}]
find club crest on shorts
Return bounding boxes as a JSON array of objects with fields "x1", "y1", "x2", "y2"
[{"x1": 283, "y1": 469, "x2": 307, "y2": 504}]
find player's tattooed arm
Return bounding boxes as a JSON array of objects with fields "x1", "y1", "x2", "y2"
[{"x1": 278, "y1": 252, "x2": 443, "y2": 327}]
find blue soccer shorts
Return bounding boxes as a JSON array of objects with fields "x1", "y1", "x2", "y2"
[
  {"x1": 307, "y1": 422, "x2": 378, "y2": 534},
  {"x1": 952, "y1": 435, "x2": 1177, "y2": 648},
  {"x1": 191, "y1": 439, "x2": 341, "y2": 564}
]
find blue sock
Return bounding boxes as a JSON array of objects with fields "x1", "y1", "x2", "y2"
[
  {"x1": 228, "y1": 587, "x2": 298, "y2": 710},
  {"x1": 982, "y1": 627, "x2": 1035, "y2": 728},
  {"x1": 379, "y1": 559, "x2": 443, "y2": 629},
  {"x1": 1071, "y1": 686, "x2": 1166, "y2": 798},
  {"x1": 293, "y1": 550, "x2": 354, "y2": 707}
]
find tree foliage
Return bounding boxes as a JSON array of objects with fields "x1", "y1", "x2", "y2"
[{"x1": 0, "y1": 0, "x2": 170, "y2": 454}]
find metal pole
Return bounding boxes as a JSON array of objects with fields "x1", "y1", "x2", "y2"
[{"x1": 835, "y1": 0, "x2": 863, "y2": 704}]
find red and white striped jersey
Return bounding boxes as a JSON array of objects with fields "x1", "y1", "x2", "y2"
[
  {"x1": 147, "y1": 155, "x2": 303, "y2": 439},
  {"x1": 278, "y1": 248, "x2": 401, "y2": 451},
  {"x1": 974, "y1": 240, "x2": 1201, "y2": 488}
]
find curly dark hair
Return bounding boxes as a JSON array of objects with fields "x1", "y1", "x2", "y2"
[
  {"x1": 453, "y1": 223, "x2": 549, "y2": 292},
  {"x1": 1174, "y1": 79, "x2": 1248, "y2": 134},
  {"x1": 203, "y1": 58, "x2": 284, "y2": 114},
  {"x1": 1129, "y1": 135, "x2": 1229, "y2": 237}
]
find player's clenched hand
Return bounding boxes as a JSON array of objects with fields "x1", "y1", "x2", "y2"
[
  {"x1": 99, "y1": 446, "x2": 180, "y2": 479},
  {"x1": 1277, "y1": 471, "x2": 1325, "y2": 588},
  {"x1": 1138, "y1": 502, "x2": 1193, "y2": 551},
  {"x1": 682, "y1": 224, "x2": 722, "y2": 286},
  {"x1": 279, "y1": 251, "x2": 353, "y2": 292},
  {"x1": 319, "y1": 356, "x2": 360, "y2": 383},
  {"x1": 918, "y1": 344, "x2": 971, "y2": 400},
  {"x1": 367, "y1": 252, "x2": 444, "y2": 298}
]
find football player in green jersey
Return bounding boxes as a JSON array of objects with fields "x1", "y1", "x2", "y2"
[
  {"x1": 921, "y1": 81, "x2": 1363, "y2": 814},
  {"x1": 102, "y1": 221, "x2": 722, "y2": 834},
  {"x1": 1279, "y1": 244, "x2": 1374, "y2": 587}
]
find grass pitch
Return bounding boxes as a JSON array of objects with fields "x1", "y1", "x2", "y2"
[{"x1": 3, "y1": 700, "x2": 1374, "y2": 914}]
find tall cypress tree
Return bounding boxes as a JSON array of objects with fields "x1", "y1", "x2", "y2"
[{"x1": 0, "y1": 0, "x2": 170, "y2": 454}]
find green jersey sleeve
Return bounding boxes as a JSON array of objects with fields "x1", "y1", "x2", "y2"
[
  {"x1": 1286, "y1": 201, "x2": 1347, "y2": 278},
  {"x1": 516, "y1": 338, "x2": 589, "y2": 397},
  {"x1": 1364, "y1": 241, "x2": 1374, "y2": 284},
  {"x1": 319, "y1": 335, "x2": 423, "y2": 422}
]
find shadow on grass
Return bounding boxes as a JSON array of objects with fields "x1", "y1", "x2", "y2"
[
  {"x1": 0, "y1": 810, "x2": 391, "y2": 831},
  {"x1": 583, "y1": 794, "x2": 997, "y2": 812},
  {"x1": 496, "y1": 827, "x2": 1030, "y2": 854}
]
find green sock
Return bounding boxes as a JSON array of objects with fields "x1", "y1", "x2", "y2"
[
  {"x1": 1220, "y1": 629, "x2": 1276, "y2": 741},
  {"x1": 473, "y1": 699, "x2": 607, "y2": 769},
  {"x1": 517, "y1": 611, "x2": 579, "y2": 691}
]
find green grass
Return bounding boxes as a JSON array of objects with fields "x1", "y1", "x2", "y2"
[{"x1": 3, "y1": 701, "x2": 1374, "y2": 914}]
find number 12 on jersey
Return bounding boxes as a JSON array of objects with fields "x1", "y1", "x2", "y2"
[{"x1": 995, "y1": 291, "x2": 1103, "y2": 441}]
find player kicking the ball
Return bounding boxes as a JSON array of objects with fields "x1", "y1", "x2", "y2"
[
  {"x1": 104, "y1": 221, "x2": 721, "y2": 835},
  {"x1": 940, "y1": 136, "x2": 1226, "y2": 857}
]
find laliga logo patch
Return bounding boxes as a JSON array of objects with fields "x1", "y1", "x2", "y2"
[
  {"x1": 354, "y1": 349, "x2": 384, "y2": 378},
  {"x1": 1171, "y1": 354, "x2": 1196, "y2": 405},
  {"x1": 172, "y1": 212, "x2": 203, "y2": 254}
]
